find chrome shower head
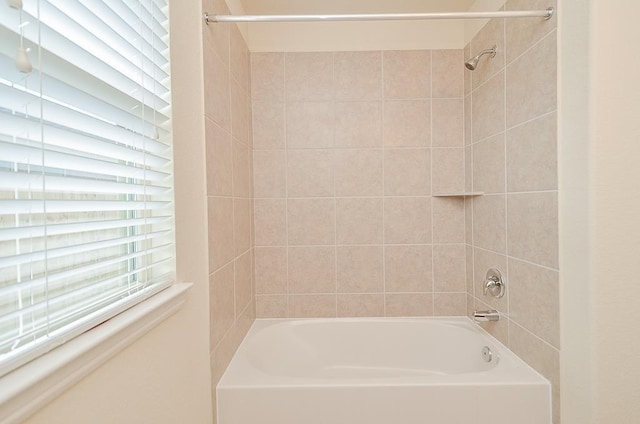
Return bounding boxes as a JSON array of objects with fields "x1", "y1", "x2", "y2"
[{"x1": 465, "y1": 45, "x2": 497, "y2": 71}]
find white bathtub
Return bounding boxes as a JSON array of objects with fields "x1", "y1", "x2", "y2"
[{"x1": 217, "y1": 317, "x2": 551, "y2": 424}]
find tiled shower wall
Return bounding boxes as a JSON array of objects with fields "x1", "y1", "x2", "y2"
[
  {"x1": 251, "y1": 50, "x2": 469, "y2": 318},
  {"x1": 203, "y1": 0, "x2": 255, "y2": 418},
  {"x1": 464, "y1": 0, "x2": 559, "y2": 422}
]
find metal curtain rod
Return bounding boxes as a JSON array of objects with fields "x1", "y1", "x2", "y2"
[{"x1": 204, "y1": 7, "x2": 554, "y2": 24}]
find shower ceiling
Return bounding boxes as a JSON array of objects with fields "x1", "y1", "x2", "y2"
[{"x1": 239, "y1": 0, "x2": 478, "y2": 15}]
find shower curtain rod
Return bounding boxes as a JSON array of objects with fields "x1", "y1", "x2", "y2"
[{"x1": 204, "y1": 7, "x2": 554, "y2": 24}]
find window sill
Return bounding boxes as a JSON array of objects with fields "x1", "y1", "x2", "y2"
[{"x1": 0, "y1": 282, "x2": 193, "y2": 424}]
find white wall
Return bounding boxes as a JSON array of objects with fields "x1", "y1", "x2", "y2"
[
  {"x1": 560, "y1": 0, "x2": 640, "y2": 422},
  {"x1": 22, "y1": 1, "x2": 214, "y2": 422}
]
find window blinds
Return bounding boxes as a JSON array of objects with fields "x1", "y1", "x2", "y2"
[{"x1": 0, "y1": 0, "x2": 174, "y2": 377}]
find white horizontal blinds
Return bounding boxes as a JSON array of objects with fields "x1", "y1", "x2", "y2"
[{"x1": 0, "y1": 0, "x2": 174, "y2": 377}]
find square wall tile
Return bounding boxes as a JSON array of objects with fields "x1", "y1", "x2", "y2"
[
  {"x1": 385, "y1": 245, "x2": 432, "y2": 293},
  {"x1": 465, "y1": 144, "x2": 473, "y2": 192},
  {"x1": 465, "y1": 244, "x2": 474, "y2": 294},
  {"x1": 432, "y1": 49, "x2": 464, "y2": 98},
  {"x1": 256, "y1": 295, "x2": 288, "y2": 318},
  {"x1": 334, "y1": 51, "x2": 382, "y2": 100},
  {"x1": 432, "y1": 99, "x2": 464, "y2": 147},
  {"x1": 251, "y1": 52, "x2": 284, "y2": 101},
  {"x1": 472, "y1": 194, "x2": 506, "y2": 253},
  {"x1": 285, "y1": 52, "x2": 333, "y2": 101},
  {"x1": 507, "y1": 192, "x2": 559, "y2": 269},
  {"x1": 255, "y1": 247, "x2": 287, "y2": 294},
  {"x1": 433, "y1": 244, "x2": 466, "y2": 292},
  {"x1": 205, "y1": 119, "x2": 233, "y2": 196},
  {"x1": 233, "y1": 198, "x2": 251, "y2": 255},
  {"x1": 384, "y1": 197, "x2": 432, "y2": 244},
  {"x1": 209, "y1": 262, "x2": 235, "y2": 350},
  {"x1": 233, "y1": 142, "x2": 251, "y2": 197},
  {"x1": 473, "y1": 132, "x2": 506, "y2": 194},
  {"x1": 384, "y1": 148, "x2": 431, "y2": 196},
  {"x1": 336, "y1": 198, "x2": 383, "y2": 244},
  {"x1": 288, "y1": 246, "x2": 336, "y2": 294},
  {"x1": 473, "y1": 247, "x2": 508, "y2": 312},
  {"x1": 252, "y1": 101, "x2": 285, "y2": 149},
  {"x1": 464, "y1": 95, "x2": 472, "y2": 146},
  {"x1": 383, "y1": 100, "x2": 431, "y2": 147},
  {"x1": 254, "y1": 199, "x2": 287, "y2": 246},
  {"x1": 287, "y1": 149, "x2": 334, "y2": 197},
  {"x1": 383, "y1": 50, "x2": 431, "y2": 99},
  {"x1": 334, "y1": 149, "x2": 383, "y2": 196},
  {"x1": 432, "y1": 197, "x2": 465, "y2": 243},
  {"x1": 432, "y1": 148, "x2": 464, "y2": 194},
  {"x1": 337, "y1": 294, "x2": 384, "y2": 317},
  {"x1": 234, "y1": 251, "x2": 253, "y2": 317},
  {"x1": 287, "y1": 199, "x2": 335, "y2": 245},
  {"x1": 337, "y1": 246, "x2": 384, "y2": 293},
  {"x1": 472, "y1": 71, "x2": 505, "y2": 143},
  {"x1": 230, "y1": 78, "x2": 250, "y2": 144},
  {"x1": 434, "y1": 293, "x2": 467, "y2": 316},
  {"x1": 230, "y1": 25, "x2": 250, "y2": 91},
  {"x1": 286, "y1": 102, "x2": 334, "y2": 149},
  {"x1": 208, "y1": 196, "x2": 235, "y2": 272},
  {"x1": 385, "y1": 293, "x2": 433, "y2": 317},
  {"x1": 204, "y1": 46, "x2": 231, "y2": 132},
  {"x1": 505, "y1": 0, "x2": 558, "y2": 63},
  {"x1": 253, "y1": 150, "x2": 286, "y2": 198},
  {"x1": 289, "y1": 294, "x2": 336, "y2": 318},
  {"x1": 334, "y1": 101, "x2": 383, "y2": 148}
]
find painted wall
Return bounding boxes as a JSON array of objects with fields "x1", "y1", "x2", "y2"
[
  {"x1": 22, "y1": 1, "x2": 214, "y2": 423},
  {"x1": 464, "y1": 0, "x2": 559, "y2": 422}
]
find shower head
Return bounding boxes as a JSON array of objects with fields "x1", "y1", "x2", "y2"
[{"x1": 465, "y1": 45, "x2": 497, "y2": 71}]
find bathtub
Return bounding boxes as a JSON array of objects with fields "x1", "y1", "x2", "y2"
[{"x1": 217, "y1": 317, "x2": 551, "y2": 424}]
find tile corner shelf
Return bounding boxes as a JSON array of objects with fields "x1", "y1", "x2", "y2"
[{"x1": 432, "y1": 192, "x2": 484, "y2": 198}]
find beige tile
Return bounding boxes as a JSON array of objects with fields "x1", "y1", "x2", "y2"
[
  {"x1": 506, "y1": 113, "x2": 557, "y2": 192},
  {"x1": 208, "y1": 197, "x2": 234, "y2": 272},
  {"x1": 465, "y1": 197, "x2": 473, "y2": 244},
  {"x1": 285, "y1": 52, "x2": 333, "y2": 101},
  {"x1": 287, "y1": 199, "x2": 335, "y2": 246},
  {"x1": 251, "y1": 52, "x2": 284, "y2": 101},
  {"x1": 230, "y1": 24, "x2": 249, "y2": 91},
  {"x1": 433, "y1": 244, "x2": 466, "y2": 292},
  {"x1": 506, "y1": 32, "x2": 557, "y2": 128},
  {"x1": 432, "y1": 197, "x2": 465, "y2": 243},
  {"x1": 432, "y1": 148, "x2": 464, "y2": 194},
  {"x1": 337, "y1": 294, "x2": 384, "y2": 317},
  {"x1": 505, "y1": 0, "x2": 558, "y2": 63},
  {"x1": 383, "y1": 50, "x2": 431, "y2": 99},
  {"x1": 203, "y1": 1, "x2": 229, "y2": 67},
  {"x1": 205, "y1": 119, "x2": 233, "y2": 196},
  {"x1": 434, "y1": 293, "x2": 467, "y2": 316},
  {"x1": 385, "y1": 245, "x2": 432, "y2": 293},
  {"x1": 384, "y1": 148, "x2": 431, "y2": 196},
  {"x1": 383, "y1": 100, "x2": 431, "y2": 147},
  {"x1": 232, "y1": 142, "x2": 251, "y2": 197},
  {"x1": 472, "y1": 194, "x2": 506, "y2": 253},
  {"x1": 253, "y1": 150, "x2": 286, "y2": 198},
  {"x1": 253, "y1": 199, "x2": 287, "y2": 246},
  {"x1": 465, "y1": 144, "x2": 473, "y2": 192},
  {"x1": 472, "y1": 71, "x2": 505, "y2": 142},
  {"x1": 432, "y1": 99, "x2": 464, "y2": 147},
  {"x1": 334, "y1": 101, "x2": 383, "y2": 148},
  {"x1": 255, "y1": 247, "x2": 287, "y2": 294},
  {"x1": 432, "y1": 49, "x2": 464, "y2": 98},
  {"x1": 286, "y1": 149, "x2": 334, "y2": 197},
  {"x1": 336, "y1": 198, "x2": 383, "y2": 245},
  {"x1": 475, "y1": 297, "x2": 509, "y2": 345},
  {"x1": 464, "y1": 44, "x2": 472, "y2": 96},
  {"x1": 473, "y1": 132, "x2": 506, "y2": 194},
  {"x1": 204, "y1": 46, "x2": 231, "y2": 131},
  {"x1": 256, "y1": 295, "x2": 288, "y2": 318},
  {"x1": 509, "y1": 321, "x2": 560, "y2": 424},
  {"x1": 334, "y1": 51, "x2": 382, "y2": 100},
  {"x1": 230, "y1": 78, "x2": 250, "y2": 145},
  {"x1": 289, "y1": 294, "x2": 336, "y2": 318},
  {"x1": 509, "y1": 258, "x2": 559, "y2": 348},
  {"x1": 233, "y1": 198, "x2": 251, "y2": 255},
  {"x1": 507, "y1": 192, "x2": 559, "y2": 268},
  {"x1": 473, "y1": 247, "x2": 508, "y2": 312},
  {"x1": 385, "y1": 293, "x2": 433, "y2": 317},
  {"x1": 234, "y1": 251, "x2": 252, "y2": 317},
  {"x1": 465, "y1": 244, "x2": 474, "y2": 293},
  {"x1": 384, "y1": 197, "x2": 432, "y2": 244},
  {"x1": 288, "y1": 246, "x2": 336, "y2": 294},
  {"x1": 337, "y1": 246, "x2": 384, "y2": 293},
  {"x1": 209, "y1": 262, "x2": 235, "y2": 350},
  {"x1": 334, "y1": 149, "x2": 383, "y2": 196},
  {"x1": 252, "y1": 101, "x2": 285, "y2": 149},
  {"x1": 286, "y1": 102, "x2": 334, "y2": 149},
  {"x1": 464, "y1": 94, "x2": 472, "y2": 146},
  {"x1": 471, "y1": 17, "x2": 505, "y2": 88}
]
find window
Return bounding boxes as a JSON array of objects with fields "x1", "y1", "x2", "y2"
[{"x1": 0, "y1": 0, "x2": 174, "y2": 377}]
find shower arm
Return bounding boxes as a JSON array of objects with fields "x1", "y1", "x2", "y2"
[{"x1": 204, "y1": 8, "x2": 554, "y2": 24}]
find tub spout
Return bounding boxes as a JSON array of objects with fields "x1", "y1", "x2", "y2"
[{"x1": 473, "y1": 309, "x2": 500, "y2": 322}]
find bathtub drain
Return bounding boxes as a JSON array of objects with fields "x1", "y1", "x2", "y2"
[{"x1": 481, "y1": 346, "x2": 493, "y2": 363}]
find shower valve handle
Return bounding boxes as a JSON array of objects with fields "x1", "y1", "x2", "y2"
[{"x1": 483, "y1": 268, "x2": 505, "y2": 298}]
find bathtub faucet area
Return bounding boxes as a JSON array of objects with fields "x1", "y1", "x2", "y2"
[{"x1": 473, "y1": 309, "x2": 500, "y2": 322}]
